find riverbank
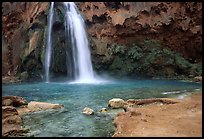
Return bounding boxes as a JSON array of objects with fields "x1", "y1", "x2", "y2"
[{"x1": 113, "y1": 92, "x2": 202, "y2": 137}]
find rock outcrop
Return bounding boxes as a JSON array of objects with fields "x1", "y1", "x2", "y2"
[{"x1": 2, "y1": 95, "x2": 64, "y2": 137}]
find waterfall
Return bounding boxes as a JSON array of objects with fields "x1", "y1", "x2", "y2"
[
  {"x1": 44, "y1": 2, "x2": 106, "y2": 84},
  {"x1": 45, "y1": 2, "x2": 54, "y2": 83},
  {"x1": 64, "y1": 2, "x2": 100, "y2": 84}
]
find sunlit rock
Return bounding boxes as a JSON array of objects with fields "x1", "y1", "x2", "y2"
[
  {"x1": 27, "y1": 101, "x2": 64, "y2": 112},
  {"x1": 82, "y1": 107, "x2": 94, "y2": 115},
  {"x1": 108, "y1": 98, "x2": 125, "y2": 108}
]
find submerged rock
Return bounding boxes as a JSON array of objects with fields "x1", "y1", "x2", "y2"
[
  {"x1": 27, "y1": 101, "x2": 64, "y2": 112},
  {"x1": 108, "y1": 98, "x2": 125, "y2": 108},
  {"x1": 82, "y1": 107, "x2": 94, "y2": 115}
]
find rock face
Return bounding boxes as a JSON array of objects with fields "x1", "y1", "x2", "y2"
[
  {"x1": 78, "y1": 2, "x2": 202, "y2": 61},
  {"x1": 108, "y1": 98, "x2": 125, "y2": 108},
  {"x1": 77, "y1": 2, "x2": 202, "y2": 78},
  {"x1": 2, "y1": 2, "x2": 49, "y2": 81},
  {"x1": 2, "y1": 2, "x2": 202, "y2": 80}
]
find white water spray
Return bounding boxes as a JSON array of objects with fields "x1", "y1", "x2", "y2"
[
  {"x1": 64, "y1": 2, "x2": 103, "y2": 84},
  {"x1": 45, "y1": 2, "x2": 108, "y2": 84},
  {"x1": 45, "y1": 2, "x2": 54, "y2": 83}
]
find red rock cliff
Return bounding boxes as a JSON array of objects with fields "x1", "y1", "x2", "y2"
[{"x1": 78, "y1": 2, "x2": 202, "y2": 63}]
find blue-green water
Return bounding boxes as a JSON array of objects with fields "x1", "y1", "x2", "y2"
[{"x1": 2, "y1": 79, "x2": 202, "y2": 137}]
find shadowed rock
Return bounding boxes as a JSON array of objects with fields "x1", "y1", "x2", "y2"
[{"x1": 2, "y1": 96, "x2": 28, "y2": 107}]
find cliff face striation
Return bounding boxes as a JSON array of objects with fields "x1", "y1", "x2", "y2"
[{"x1": 2, "y1": 2, "x2": 202, "y2": 81}]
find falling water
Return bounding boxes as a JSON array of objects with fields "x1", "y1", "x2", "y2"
[
  {"x1": 45, "y1": 2, "x2": 54, "y2": 83},
  {"x1": 44, "y1": 2, "x2": 107, "y2": 83},
  {"x1": 64, "y1": 2, "x2": 101, "y2": 84}
]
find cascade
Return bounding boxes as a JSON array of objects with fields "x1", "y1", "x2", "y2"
[
  {"x1": 64, "y1": 2, "x2": 100, "y2": 83},
  {"x1": 45, "y1": 2, "x2": 54, "y2": 83},
  {"x1": 45, "y1": 2, "x2": 105, "y2": 84}
]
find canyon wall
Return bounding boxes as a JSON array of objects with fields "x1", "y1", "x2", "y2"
[{"x1": 2, "y1": 2, "x2": 202, "y2": 81}]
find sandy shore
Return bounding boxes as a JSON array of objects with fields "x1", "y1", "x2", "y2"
[{"x1": 113, "y1": 93, "x2": 202, "y2": 137}]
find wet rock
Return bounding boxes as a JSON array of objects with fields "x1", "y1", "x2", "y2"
[
  {"x1": 99, "y1": 107, "x2": 107, "y2": 113},
  {"x1": 82, "y1": 107, "x2": 94, "y2": 115},
  {"x1": 108, "y1": 98, "x2": 125, "y2": 108},
  {"x1": 2, "y1": 96, "x2": 28, "y2": 107},
  {"x1": 27, "y1": 101, "x2": 64, "y2": 112}
]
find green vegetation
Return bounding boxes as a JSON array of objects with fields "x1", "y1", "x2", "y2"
[{"x1": 95, "y1": 39, "x2": 201, "y2": 78}]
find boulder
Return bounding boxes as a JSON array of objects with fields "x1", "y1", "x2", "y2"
[
  {"x1": 82, "y1": 107, "x2": 94, "y2": 115},
  {"x1": 108, "y1": 98, "x2": 125, "y2": 108},
  {"x1": 27, "y1": 101, "x2": 64, "y2": 112},
  {"x1": 2, "y1": 96, "x2": 28, "y2": 107}
]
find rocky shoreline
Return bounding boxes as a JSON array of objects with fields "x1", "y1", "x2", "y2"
[
  {"x1": 2, "y1": 88, "x2": 202, "y2": 137},
  {"x1": 2, "y1": 96, "x2": 64, "y2": 137},
  {"x1": 112, "y1": 92, "x2": 202, "y2": 137}
]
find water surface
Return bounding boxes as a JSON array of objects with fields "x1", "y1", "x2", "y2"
[{"x1": 2, "y1": 79, "x2": 202, "y2": 137}]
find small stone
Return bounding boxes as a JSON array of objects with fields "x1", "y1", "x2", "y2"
[
  {"x1": 82, "y1": 107, "x2": 94, "y2": 115},
  {"x1": 99, "y1": 108, "x2": 107, "y2": 113}
]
